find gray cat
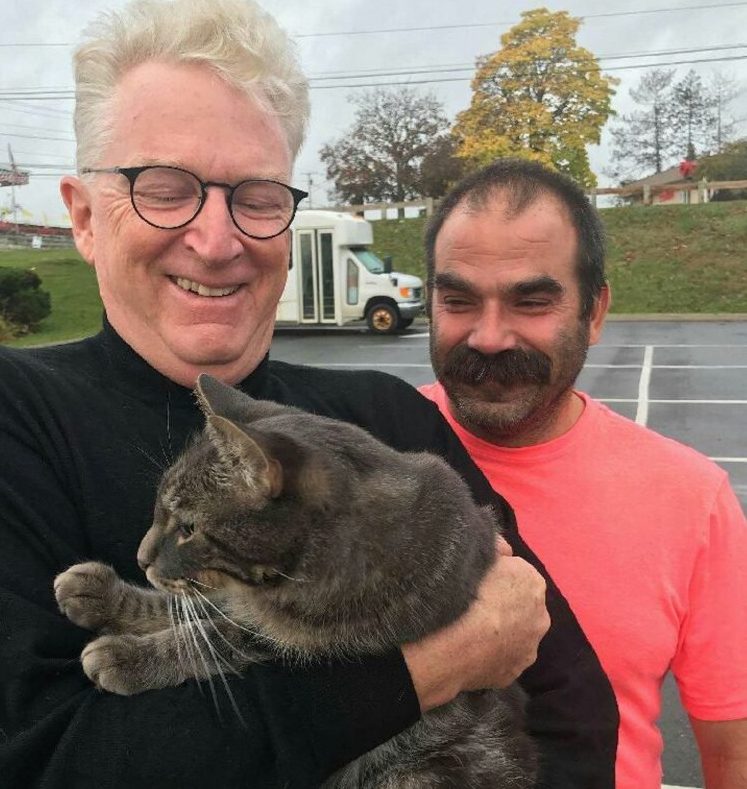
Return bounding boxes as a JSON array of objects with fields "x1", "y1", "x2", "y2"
[{"x1": 55, "y1": 374, "x2": 537, "y2": 788}]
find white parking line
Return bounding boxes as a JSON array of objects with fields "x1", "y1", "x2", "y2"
[
  {"x1": 635, "y1": 346, "x2": 654, "y2": 426},
  {"x1": 607, "y1": 399, "x2": 747, "y2": 405}
]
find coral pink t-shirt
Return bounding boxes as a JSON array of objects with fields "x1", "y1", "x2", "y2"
[{"x1": 420, "y1": 383, "x2": 747, "y2": 789}]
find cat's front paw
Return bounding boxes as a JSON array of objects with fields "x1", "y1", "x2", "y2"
[
  {"x1": 54, "y1": 561, "x2": 123, "y2": 632},
  {"x1": 81, "y1": 634, "x2": 151, "y2": 695}
]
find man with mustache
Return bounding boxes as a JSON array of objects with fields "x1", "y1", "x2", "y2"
[{"x1": 420, "y1": 158, "x2": 747, "y2": 789}]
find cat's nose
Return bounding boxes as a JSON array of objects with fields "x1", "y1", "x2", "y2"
[{"x1": 137, "y1": 526, "x2": 159, "y2": 571}]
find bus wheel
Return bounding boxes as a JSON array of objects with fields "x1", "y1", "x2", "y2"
[{"x1": 366, "y1": 303, "x2": 399, "y2": 334}]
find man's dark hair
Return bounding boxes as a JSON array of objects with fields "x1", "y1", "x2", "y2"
[{"x1": 424, "y1": 158, "x2": 607, "y2": 320}]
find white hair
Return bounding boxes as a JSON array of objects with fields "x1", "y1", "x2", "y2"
[{"x1": 73, "y1": 0, "x2": 309, "y2": 170}]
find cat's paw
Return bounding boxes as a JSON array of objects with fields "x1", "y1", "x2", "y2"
[
  {"x1": 54, "y1": 562, "x2": 122, "y2": 632},
  {"x1": 81, "y1": 634, "x2": 150, "y2": 695}
]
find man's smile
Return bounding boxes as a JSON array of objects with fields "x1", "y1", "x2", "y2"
[{"x1": 171, "y1": 276, "x2": 242, "y2": 298}]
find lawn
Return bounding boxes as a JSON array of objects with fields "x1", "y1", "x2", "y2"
[{"x1": 0, "y1": 249, "x2": 101, "y2": 347}]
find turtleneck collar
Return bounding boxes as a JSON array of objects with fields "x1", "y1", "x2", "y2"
[{"x1": 91, "y1": 315, "x2": 271, "y2": 408}]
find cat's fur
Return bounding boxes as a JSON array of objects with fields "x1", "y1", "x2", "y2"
[{"x1": 55, "y1": 374, "x2": 537, "y2": 788}]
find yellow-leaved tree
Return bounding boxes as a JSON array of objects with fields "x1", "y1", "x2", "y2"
[{"x1": 453, "y1": 8, "x2": 617, "y2": 187}]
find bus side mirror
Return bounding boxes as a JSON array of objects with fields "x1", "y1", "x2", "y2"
[{"x1": 383, "y1": 255, "x2": 393, "y2": 274}]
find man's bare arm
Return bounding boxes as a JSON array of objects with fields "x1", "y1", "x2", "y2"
[{"x1": 691, "y1": 717, "x2": 747, "y2": 789}]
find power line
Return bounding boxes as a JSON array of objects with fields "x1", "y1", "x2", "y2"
[
  {"x1": 4, "y1": 148, "x2": 73, "y2": 159},
  {"x1": 307, "y1": 54, "x2": 747, "y2": 90},
  {"x1": 306, "y1": 43, "x2": 747, "y2": 79},
  {"x1": 293, "y1": 2, "x2": 747, "y2": 37},
  {"x1": 306, "y1": 45, "x2": 747, "y2": 84},
  {"x1": 0, "y1": 131, "x2": 75, "y2": 142},
  {"x1": 0, "y1": 121, "x2": 74, "y2": 134},
  {"x1": 0, "y1": 100, "x2": 71, "y2": 118},
  {"x1": 14, "y1": 163, "x2": 76, "y2": 170},
  {"x1": 2, "y1": 2, "x2": 747, "y2": 46}
]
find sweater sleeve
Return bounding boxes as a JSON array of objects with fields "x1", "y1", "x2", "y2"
[{"x1": 0, "y1": 360, "x2": 419, "y2": 789}]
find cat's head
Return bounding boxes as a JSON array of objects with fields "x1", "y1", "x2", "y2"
[{"x1": 137, "y1": 375, "x2": 338, "y2": 599}]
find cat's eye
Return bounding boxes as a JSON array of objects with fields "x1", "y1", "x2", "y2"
[{"x1": 177, "y1": 521, "x2": 196, "y2": 539}]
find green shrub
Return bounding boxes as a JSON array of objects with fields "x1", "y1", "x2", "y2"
[
  {"x1": 0, "y1": 314, "x2": 15, "y2": 343},
  {"x1": 0, "y1": 267, "x2": 52, "y2": 333}
]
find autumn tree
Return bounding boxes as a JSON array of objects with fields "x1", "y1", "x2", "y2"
[
  {"x1": 320, "y1": 88, "x2": 456, "y2": 206},
  {"x1": 452, "y1": 7, "x2": 616, "y2": 187},
  {"x1": 609, "y1": 69, "x2": 678, "y2": 178}
]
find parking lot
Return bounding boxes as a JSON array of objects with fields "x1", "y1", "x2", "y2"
[{"x1": 271, "y1": 318, "x2": 747, "y2": 788}]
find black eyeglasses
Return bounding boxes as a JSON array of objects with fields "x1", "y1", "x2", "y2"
[{"x1": 81, "y1": 165, "x2": 308, "y2": 239}]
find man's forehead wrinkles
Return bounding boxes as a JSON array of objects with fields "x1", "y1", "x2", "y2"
[{"x1": 118, "y1": 156, "x2": 288, "y2": 183}]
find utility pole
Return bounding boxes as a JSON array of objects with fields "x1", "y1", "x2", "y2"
[
  {"x1": 300, "y1": 172, "x2": 314, "y2": 208},
  {"x1": 1, "y1": 145, "x2": 30, "y2": 233}
]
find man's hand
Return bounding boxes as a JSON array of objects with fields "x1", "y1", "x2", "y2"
[{"x1": 402, "y1": 538, "x2": 550, "y2": 712}]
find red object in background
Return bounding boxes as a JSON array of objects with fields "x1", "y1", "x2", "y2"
[{"x1": 679, "y1": 160, "x2": 697, "y2": 179}]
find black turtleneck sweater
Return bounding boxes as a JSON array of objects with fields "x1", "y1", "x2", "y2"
[{"x1": 0, "y1": 322, "x2": 617, "y2": 789}]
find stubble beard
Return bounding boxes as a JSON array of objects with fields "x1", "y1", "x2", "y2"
[{"x1": 431, "y1": 322, "x2": 591, "y2": 445}]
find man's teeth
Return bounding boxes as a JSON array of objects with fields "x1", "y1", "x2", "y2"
[{"x1": 174, "y1": 277, "x2": 240, "y2": 297}]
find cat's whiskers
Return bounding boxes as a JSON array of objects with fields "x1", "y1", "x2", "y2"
[
  {"x1": 273, "y1": 569, "x2": 308, "y2": 584},
  {"x1": 188, "y1": 585, "x2": 270, "y2": 643},
  {"x1": 180, "y1": 594, "x2": 223, "y2": 718},
  {"x1": 185, "y1": 576, "x2": 217, "y2": 590},
  {"x1": 129, "y1": 441, "x2": 166, "y2": 473},
  {"x1": 190, "y1": 587, "x2": 268, "y2": 663},
  {"x1": 167, "y1": 595, "x2": 184, "y2": 668},
  {"x1": 177, "y1": 594, "x2": 208, "y2": 694},
  {"x1": 183, "y1": 594, "x2": 246, "y2": 727},
  {"x1": 189, "y1": 592, "x2": 244, "y2": 675}
]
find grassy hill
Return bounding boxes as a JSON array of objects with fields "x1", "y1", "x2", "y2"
[
  {"x1": 371, "y1": 200, "x2": 747, "y2": 314},
  {"x1": 1, "y1": 200, "x2": 746, "y2": 346},
  {"x1": 0, "y1": 249, "x2": 101, "y2": 347}
]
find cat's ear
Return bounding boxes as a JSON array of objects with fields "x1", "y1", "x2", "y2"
[
  {"x1": 206, "y1": 415, "x2": 283, "y2": 499},
  {"x1": 195, "y1": 374, "x2": 297, "y2": 423},
  {"x1": 195, "y1": 374, "x2": 247, "y2": 418}
]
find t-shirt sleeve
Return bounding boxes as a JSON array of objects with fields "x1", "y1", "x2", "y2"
[
  {"x1": 671, "y1": 477, "x2": 747, "y2": 721},
  {"x1": 0, "y1": 356, "x2": 419, "y2": 789}
]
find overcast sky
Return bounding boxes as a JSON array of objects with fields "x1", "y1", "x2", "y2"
[{"x1": 1, "y1": 0, "x2": 745, "y2": 224}]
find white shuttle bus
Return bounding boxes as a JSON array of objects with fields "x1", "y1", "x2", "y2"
[{"x1": 276, "y1": 210, "x2": 424, "y2": 334}]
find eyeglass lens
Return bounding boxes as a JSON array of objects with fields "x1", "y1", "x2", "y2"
[{"x1": 131, "y1": 167, "x2": 297, "y2": 238}]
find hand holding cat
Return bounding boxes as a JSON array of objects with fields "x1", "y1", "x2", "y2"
[{"x1": 402, "y1": 539, "x2": 550, "y2": 712}]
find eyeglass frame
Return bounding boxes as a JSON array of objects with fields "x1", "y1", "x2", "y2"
[{"x1": 80, "y1": 164, "x2": 308, "y2": 240}]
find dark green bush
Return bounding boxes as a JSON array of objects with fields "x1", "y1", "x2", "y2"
[
  {"x1": 0, "y1": 267, "x2": 52, "y2": 333},
  {"x1": 0, "y1": 314, "x2": 14, "y2": 343}
]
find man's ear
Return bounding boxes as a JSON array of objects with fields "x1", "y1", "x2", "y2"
[
  {"x1": 589, "y1": 284, "x2": 611, "y2": 346},
  {"x1": 60, "y1": 176, "x2": 95, "y2": 266}
]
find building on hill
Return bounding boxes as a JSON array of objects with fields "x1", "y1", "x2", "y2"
[{"x1": 620, "y1": 162, "x2": 708, "y2": 206}]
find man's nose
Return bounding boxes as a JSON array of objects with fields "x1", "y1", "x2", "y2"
[
  {"x1": 466, "y1": 304, "x2": 520, "y2": 356},
  {"x1": 182, "y1": 187, "x2": 245, "y2": 264}
]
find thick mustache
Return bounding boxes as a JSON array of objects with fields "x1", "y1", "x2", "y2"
[{"x1": 441, "y1": 346, "x2": 552, "y2": 386}]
